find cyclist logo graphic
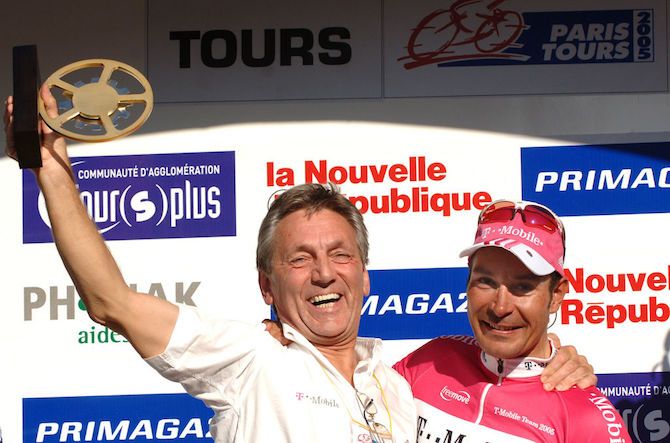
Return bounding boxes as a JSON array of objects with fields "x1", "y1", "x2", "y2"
[{"x1": 398, "y1": 0, "x2": 530, "y2": 69}]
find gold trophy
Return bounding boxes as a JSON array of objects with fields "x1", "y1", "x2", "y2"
[{"x1": 12, "y1": 46, "x2": 153, "y2": 168}]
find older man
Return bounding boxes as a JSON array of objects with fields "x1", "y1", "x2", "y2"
[{"x1": 394, "y1": 200, "x2": 630, "y2": 442}]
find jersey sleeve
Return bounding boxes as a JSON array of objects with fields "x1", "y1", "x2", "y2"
[
  {"x1": 563, "y1": 387, "x2": 631, "y2": 442},
  {"x1": 393, "y1": 336, "x2": 473, "y2": 386},
  {"x1": 392, "y1": 338, "x2": 435, "y2": 385}
]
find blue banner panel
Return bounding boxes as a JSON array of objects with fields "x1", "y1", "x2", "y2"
[
  {"x1": 23, "y1": 151, "x2": 236, "y2": 243},
  {"x1": 440, "y1": 9, "x2": 654, "y2": 67},
  {"x1": 598, "y1": 371, "x2": 670, "y2": 443},
  {"x1": 23, "y1": 393, "x2": 214, "y2": 442},
  {"x1": 521, "y1": 143, "x2": 670, "y2": 216},
  {"x1": 359, "y1": 267, "x2": 473, "y2": 340}
]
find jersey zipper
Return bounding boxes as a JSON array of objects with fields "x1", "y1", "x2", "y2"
[
  {"x1": 477, "y1": 359, "x2": 505, "y2": 424},
  {"x1": 496, "y1": 358, "x2": 504, "y2": 386}
]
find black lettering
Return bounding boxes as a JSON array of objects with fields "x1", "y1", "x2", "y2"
[
  {"x1": 280, "y1": 28, "x2": 314, "y2": 65},
  {"x1": 318, "y1": 27, "x2": 351, "y2": 65},
  {"x1": 637, "y1": 10, "x2": 651, "y2": 24},
  {"x1": 169, "y1": 30, "x2": 201, "y2": 68},
  {"x1": 417, "y1": 416, "x2": 427, "y2": 437},
  {"x1": 241, "y1": 29, "x2": 276, "y2": 67},
  {"x1": 201, "y1": 30, "x2": 237, "y2": 67},
  {"x1": 443, "y1": 430, "x2": 466, "y2": 443}
]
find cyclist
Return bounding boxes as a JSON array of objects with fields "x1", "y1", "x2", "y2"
[{"x1": 394, "y1": 200, "x2": 630, "y2": 442}]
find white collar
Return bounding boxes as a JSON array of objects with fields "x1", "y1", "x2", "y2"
[
  {"x1": 480, "y1": 338, "x2": 558, "y2": 379},
  {"x1": 280, "y1": 323, "x2": 384, "y2": 385}
]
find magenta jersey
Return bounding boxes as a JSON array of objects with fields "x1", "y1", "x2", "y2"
[{"x1": 393, "y1": 336, "x2": 630, "y2": 443}]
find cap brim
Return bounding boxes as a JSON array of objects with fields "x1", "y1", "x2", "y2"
[{"x1": 459, "y1": 243, "x2": 555, "y2": 276}]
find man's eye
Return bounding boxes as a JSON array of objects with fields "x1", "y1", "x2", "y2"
[
  {"x1": 512, "y1": 284, "x2": 534, "y2": 294},
  {"x1": 332, "y1": 253, "x2": 353, "y2": 264},
  {"x1": 289, "y1": 257, "x2": 310, "y2": 267},
  {"x1": 477, "y1": 277, "x2": 495, "y2": 287}
]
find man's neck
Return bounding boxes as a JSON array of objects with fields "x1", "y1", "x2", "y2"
[{"x1": 315, "y1": 341, "x2": 359, "y2": 385}]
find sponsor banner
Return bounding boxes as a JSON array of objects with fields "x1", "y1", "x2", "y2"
[
  {"x1": 147, "y1": 0, "x2": 380, "y2": 102},
  {"x1": 23, "y1": 152, "x2": 236, "y2": 243},
  {"x1": 385, "y1": 0, "x2": 667, "y2": 96},
  {"x1": 561, "y1": 266, "x2": 670, "y2": 330},
  {"x1": 360, "y1": 267, "x2": 473, "y2": 340},
  {"x1": 598, "y1": 371, "x2": 670, "y2": 443},
  {"x1": 264, "y1": 156, "x2": 493, "y2": 219},
  {"x1": 23, "y1": 393, "x2": 213, "y2": 442},
  {"x1": 24, "y1": 280, "x2": 199, "y2": 323},
  {"x1": 520, "y1": 142, "x2": 670, "y2": 216}
]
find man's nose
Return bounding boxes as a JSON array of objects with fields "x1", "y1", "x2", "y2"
[
  {"x1": 490, "y1": 285, "x2": 514, "y2": 317},
  {"x1": 311, "y1": 257, "x2": 336, "y2": 286}
]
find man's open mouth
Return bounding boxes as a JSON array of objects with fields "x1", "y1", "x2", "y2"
[
  {"x1": 485, "y1": 322, "x2": 520, "y2": 332},
  {"x1": 310, "y1": 293, "x2": 341, "y2": 308}
]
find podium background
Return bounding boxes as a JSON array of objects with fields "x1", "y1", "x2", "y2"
[{"x1": 1, "y1": 1, "x2": 669, "y2": 442}]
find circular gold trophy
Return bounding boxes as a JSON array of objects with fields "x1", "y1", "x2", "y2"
[{"x1": 38, "y1": 59, "x2": 153, "y2": 143}]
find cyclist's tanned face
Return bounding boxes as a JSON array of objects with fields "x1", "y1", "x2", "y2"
[{"x1": 466, "y1": 248, "x2": 567, "y2": 360}]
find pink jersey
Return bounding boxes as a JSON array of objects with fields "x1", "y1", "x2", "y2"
[{"x1": 393, "y1": 336, "x2": 630, "y2": 443}]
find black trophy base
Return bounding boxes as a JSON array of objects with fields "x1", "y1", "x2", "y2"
[{"x1": 12, "y1": 45, "x2": 42, "y2": 169}]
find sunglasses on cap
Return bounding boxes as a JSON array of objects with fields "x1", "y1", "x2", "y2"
[{"x1": 479, "y1": 200, "x2": 566, "y2": 245}]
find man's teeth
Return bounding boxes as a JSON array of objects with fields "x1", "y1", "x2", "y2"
[
  {"x1": 489, "y1": 323, "x2": 517, "y2": 331},
  {"x1": 310, "y1": 294, "x2": 341, "y2": 307}
]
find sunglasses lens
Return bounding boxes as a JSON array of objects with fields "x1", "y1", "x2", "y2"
[
  {"x1": 479, "y1": 201, "x2": 563, "y2": 235},
  {"x1": 523, "y1": 205, "x2": 561, "y2": 233},
  {"x1": 480, "y1": 201, "x2": 516, "y2": 223}
]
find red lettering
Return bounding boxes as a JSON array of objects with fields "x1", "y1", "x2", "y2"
[
  {"x1": 303, "y1": 157, "x2": 446, "y2": 185},
  {"x1": 305, "y1": 160, "x2": 327, "y2": 183},
  {"x1": 629, "y1": 304, "x2": 648, "y2": 323},
  {"x1": 565, "y1": 268, "x2": 583, "y2": 293},
  {"x1": 369, "y1": 164, "x2": 388, "y2": 183},
  {"x1": 606, "y1": 274, "x2": 626, "y2": 292},
  {"x1": 585, "y1": 303, "x2": 605, "y2": 324},
  {"x1": 650, "y1": 297, "x2": 670, "y2": 322},
  {"x1": 266, "y1": 161, "x2": 274, "y2": 186},
  {"x1": 390, "y1": 188, "x2": 411, "y2": 213},
  {"x1": 473, "y1": 191, "x2": 492, "y2": 209},
  {"x1": 606, "y1": 304, "x2": 627, "y2": 328},
  {"x1": 428, "y1": 162, "x2": 447, "y2": 181},
  {"x1": 349, "y1": 195, "x2": 368, "y2": 214},
  {"x1": 388, "y1": 164, "x2": 408, "y2": 182},
  {"x1": 565, "y1": 267, "x2": 670, "y2": 293},
  {"x1": 586, "y1": 274, "x2": 605, "y2": 293},
  {"x1": 560, "y1": 299, "x2": 585, "y2": 325},
  {"x1": 648, "y1": 272, "x2": 666, "y2": 290},
  {"x1": 626, "y1": 272, "x2": 646, "y2": 291},
  {"x1": 329, "y1": 165, "x2": 347, "y2": 184}
]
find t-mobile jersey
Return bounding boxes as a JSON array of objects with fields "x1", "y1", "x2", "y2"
[{"x1": 394, "y1": 336, "x2": 630, "y2": 443}]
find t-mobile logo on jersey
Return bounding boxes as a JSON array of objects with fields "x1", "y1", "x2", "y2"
[{"x1": 417, "y1": 416, "x2": 467, "y2": 443}]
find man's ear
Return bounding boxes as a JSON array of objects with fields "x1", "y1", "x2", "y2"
[
  {"x1": 549, "y1": 278, "x2": 568, "y2": 313},
  {"x1": 259, "y1": 271, "x2": 274, "y2": 306},
  {"x1": 363, "y1": 267, "x2": 370, "y2": 297}
]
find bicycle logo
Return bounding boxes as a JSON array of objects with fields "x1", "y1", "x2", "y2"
[{"x1": 398, "y1": 0, "x2": 530, "y2": 69}]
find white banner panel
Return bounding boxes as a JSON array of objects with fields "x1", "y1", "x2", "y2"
[
  {"x1": 147, "y1": 0, "x2": 381, "y2": 102},
  {"x1": 385, "y1": 0, "x2": 667, "y2": 97},
  {"x1": 3, "y1": 123, "x2": 670, "y2": 442}
]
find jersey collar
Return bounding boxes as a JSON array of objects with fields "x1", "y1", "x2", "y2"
[{"x1": 479, "y1": 338, "x2": 558, "y2": 379}]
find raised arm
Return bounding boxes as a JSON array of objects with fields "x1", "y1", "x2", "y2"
[{"x1": 4, "y1": 86, "x2": 177, "y2": 357}]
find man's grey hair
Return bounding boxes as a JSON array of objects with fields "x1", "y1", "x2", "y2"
[{"x1": 256, "y1": 183, "x2": 369, "y2": 274}]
